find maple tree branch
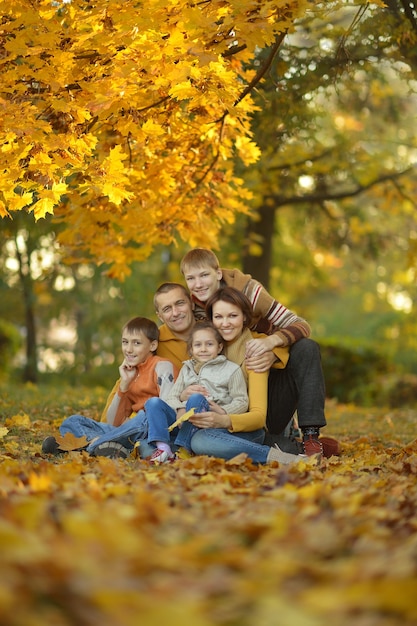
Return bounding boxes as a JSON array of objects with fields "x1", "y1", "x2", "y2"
[
  {"x1": 234, "y1": 31, "x2": 287, "y2": 108},
  {"x1": 264, "y1": 167, "x2": 414, "y2": 208},
  {"x1": 222, "y1": 43, "x2": 247, "y2": 58},
  {"x1": 268, "y1": 148, "x2": 335, "y2": 172},
  {"x1": 193, "y1": 116, "x2": 226, "y2": 185},
  {"x1": 391, "y1": 177, "x2": 417, "y2": 209}
]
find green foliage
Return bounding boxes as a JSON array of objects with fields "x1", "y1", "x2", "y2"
[{"x1": 320, "y1": 337, "x2": 393, "y2": 406}]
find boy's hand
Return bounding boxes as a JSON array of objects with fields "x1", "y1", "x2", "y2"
[
  {"x1": 118, "y1": 360, "x2": 138, "y2": 392},
  {"x1": 245, "y1": 351, "x2": 277, "y2": 373}
]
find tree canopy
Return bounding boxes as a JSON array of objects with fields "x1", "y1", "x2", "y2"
[{"x1": 0, "y1": 0, "x2": 329, "y2": 278}]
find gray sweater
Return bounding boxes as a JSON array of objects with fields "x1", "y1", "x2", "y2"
[{"x1": 166, "y1": 355, "x2": 248, "y2": 415}]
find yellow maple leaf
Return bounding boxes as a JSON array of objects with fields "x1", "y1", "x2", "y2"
[
  {"x1": 5, "y1": 413, "x2": 31, "y2": 428},
  {"x1": 169, "y1": 80, "x2": 197, "y2": 100},
  {"x1": 102, "y1": 184, "x2": 134, "y2": 206},
  {"x1": 55, "y1": 433, "x2": 89, "y2": 451},
  {"x1": 32, "y1": 197, "x2": 56, "y2": 220},
  {"x1": 0, "y1": 427, "x2": 9, "y2": 439}
]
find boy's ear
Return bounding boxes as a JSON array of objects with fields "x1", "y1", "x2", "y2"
[
  {"x1": 216, "y1": 269, "x2": 223, "y2": 281},
  {"x1": 150, "y1": 339, "x2": 158, "y2": 352}
]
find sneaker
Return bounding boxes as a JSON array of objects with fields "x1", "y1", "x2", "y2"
[
  {"x1": 149, "y1": 448, "x2": 175, "y2": 465},
  {"x1": 92, "y1": 441, "x2": 130, "y2": 459},
  {"x1": 41, "y1": 436, "x2": 65, "y2": 455},
  {"x1": 267, "y1": 444, "x2": 308, "y2": 465}
]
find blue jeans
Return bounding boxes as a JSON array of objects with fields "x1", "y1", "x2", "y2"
[
  {"x1": 190, "y1": 428, "x2": 269, "y2": 463},
  {"x1": 144, "y1": 397, "x2": 178, "y2": 446},
  {"x1": 174, "y1": 393, "x2": 210, "y2": 451},
  {"x1": 60, "y1": 412, "x2": 149, "y2": 454}
]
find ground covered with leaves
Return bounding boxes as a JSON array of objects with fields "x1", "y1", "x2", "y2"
[{"x1": 0, "y1": 383, "x2": 416, "y2": 626}]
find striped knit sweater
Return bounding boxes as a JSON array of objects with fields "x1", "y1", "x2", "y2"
[{"x1": 192, "y1": 267, "x2": 311, "y2": 346}]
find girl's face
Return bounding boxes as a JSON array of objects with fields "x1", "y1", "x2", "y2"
[
  {"x1": 211, "y1": 300, "x2": 245, "y2": 343},
  {"x1": 190, "y1": 329, "x2": 222, "y2": 363},
  {"x1": 121, "y1": 330, "x2": 156, "y2": 368}
]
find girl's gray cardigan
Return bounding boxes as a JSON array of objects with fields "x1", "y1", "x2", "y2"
[{"x1": 166, "y1": 355, "x2": 248, "y2": 415}]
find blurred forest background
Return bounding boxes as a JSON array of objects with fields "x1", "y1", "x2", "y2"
[{"x1": 1, "y1": 1, "x2": 416, "y2": 408}]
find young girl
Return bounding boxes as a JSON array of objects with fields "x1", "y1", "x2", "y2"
[{"x1": 144, "y1": 321, "x2": 249, "y2": 463}]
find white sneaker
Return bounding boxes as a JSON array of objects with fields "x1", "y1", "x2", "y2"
[
  {"x1": 149, "y1": 448, "x2": 175, "y2": 465},
  {"x1": 267, "y1": 444, "x2": 308, "y2": 465}
]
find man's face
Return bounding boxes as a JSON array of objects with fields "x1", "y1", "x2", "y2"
[
  {"x1": 155, "y1": 287, "x2": 195, "y2": 338},
  {"x1": 182, "y1": 265, "x2": 222, "y2": 302}
]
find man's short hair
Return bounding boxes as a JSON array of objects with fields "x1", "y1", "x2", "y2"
[
  {"x1": 180, "y1": 248, "x2": 220, "y2": 275},
  {"x1": 153, "y1": 282, "x2": 191, "y2": 311}
]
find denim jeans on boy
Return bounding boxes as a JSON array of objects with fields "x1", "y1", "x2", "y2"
[{"x1": 60, "y1": 411, "x2": 149, "y2": 453}]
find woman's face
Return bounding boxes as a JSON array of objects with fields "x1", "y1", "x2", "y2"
[{"x1": 211, "y1": 300, "x2": 245, "y2": 343}]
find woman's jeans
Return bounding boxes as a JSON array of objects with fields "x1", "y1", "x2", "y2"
[{"x1": 190, "y1": 428, "x2": 268, "y2": 463}]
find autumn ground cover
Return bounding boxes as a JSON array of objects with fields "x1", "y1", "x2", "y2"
[{"x1": 0, "y1": 382, "x2": 416, "y2": 626}]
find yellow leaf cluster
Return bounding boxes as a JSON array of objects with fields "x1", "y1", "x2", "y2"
[{"x1": 0, "y1": 0, "x2": 308, "y2": 276}]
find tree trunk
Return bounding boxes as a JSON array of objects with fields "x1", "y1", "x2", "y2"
[
  {"x1": 242, "y1": 206, "x2": 274, "y2": 289},
  {"x1": 15, "y1": 238, "x2": 38, "y2": 383}
]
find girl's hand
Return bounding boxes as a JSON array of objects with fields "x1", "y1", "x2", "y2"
[
  {"x1": 190, "y1": 411, "x2": 232, "y2": 429},
  {"x1": 179, "y1": 384, "x2": 209, "y2": 402}
]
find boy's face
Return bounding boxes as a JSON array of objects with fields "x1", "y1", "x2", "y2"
[
  {"x1": 155, "y1": 286, "x2": 195, "y2": 339},
  {"x1": 121, "y1": 330, "x2": 157, "y2": 368},
  {"x1": 182, "y1": 265, "x2": 222, "y2": 302}
]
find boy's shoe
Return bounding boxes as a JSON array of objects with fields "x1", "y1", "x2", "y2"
[
  {"x1": 42, "y1": 436, "x2": 66, "y2": 455},
  {"x1": 303, "y1": 435, "x2": 341, "y2": 458},
  {"x1": 319, "y1": 436, "x2": 341, "y2": 458},
  {"x1": 149, "y1": 448, "x2": 176, "y2": 465},
  {"x1": 92, "y1": 441, "x2": 130, "y2": 459}
]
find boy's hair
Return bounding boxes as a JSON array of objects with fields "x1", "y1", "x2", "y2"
[
  {"x1": 153, "y1": 282, "x2": 191, "y2": 311},
  {"x1": 122, "y1": 317, "x2": 159, "y2": 349},
  {"x1": 205, "y1": 287, "x2": 254, "y2": 329},
  {"x1": 180, "y1": 248, "x2": 220, "y2": 274},
  {"x1": 187, "y1": 320, "x2": 224, "y2": 354}
]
